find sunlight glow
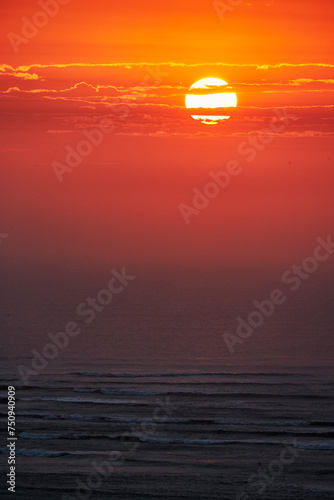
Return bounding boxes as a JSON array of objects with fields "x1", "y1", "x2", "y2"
[{"x1": 185, "y1": 77, "x2": 237, "y2": 124}]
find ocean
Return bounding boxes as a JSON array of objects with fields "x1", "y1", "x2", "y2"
[{"x1": 1, "y1": 359, "x2": 334, "y2": 500}]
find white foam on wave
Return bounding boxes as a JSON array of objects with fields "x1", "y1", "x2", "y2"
[
  {"x1": 293, "y1": 441, "x2": 334, "y2": 450},
  {"x1": 20, "y1": 396, "x2": 146, "y2": 405}
]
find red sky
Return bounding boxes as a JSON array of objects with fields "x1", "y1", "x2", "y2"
[{"x1": 1, "y1": 0, "x2": 334, "y2": 271}]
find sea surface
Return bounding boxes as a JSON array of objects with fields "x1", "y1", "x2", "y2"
[{"x1": 1, "y1": 360, "x2": 334, "y2": 499}]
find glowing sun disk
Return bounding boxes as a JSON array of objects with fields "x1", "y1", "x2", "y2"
[{"x1": 185, "y1": 77, "x2": 237, "y2": 124}]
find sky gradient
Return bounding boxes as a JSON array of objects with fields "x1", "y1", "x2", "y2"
[{"x1": 1, "y1": 0, "x2": 333, "y2": 269}]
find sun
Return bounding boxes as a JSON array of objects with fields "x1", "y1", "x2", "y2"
[{"x1": 185, "y1": 77, "x2": 237, "y2": 125}]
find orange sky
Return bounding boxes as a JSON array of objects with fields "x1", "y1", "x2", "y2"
[
  {"x1": 1, "y1": 0, "x2": 334, "y2": 272},
  {"x1": 1, "y1": 0, "x2": 333, "y2": 64}
]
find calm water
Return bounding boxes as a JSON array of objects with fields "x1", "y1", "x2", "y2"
[
  {"x1": 1, "y1": 267, "x2": 333, "y2": 498},
  {"x1": 1, "y1": 360, "x2": 334, "y2": 500}
]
